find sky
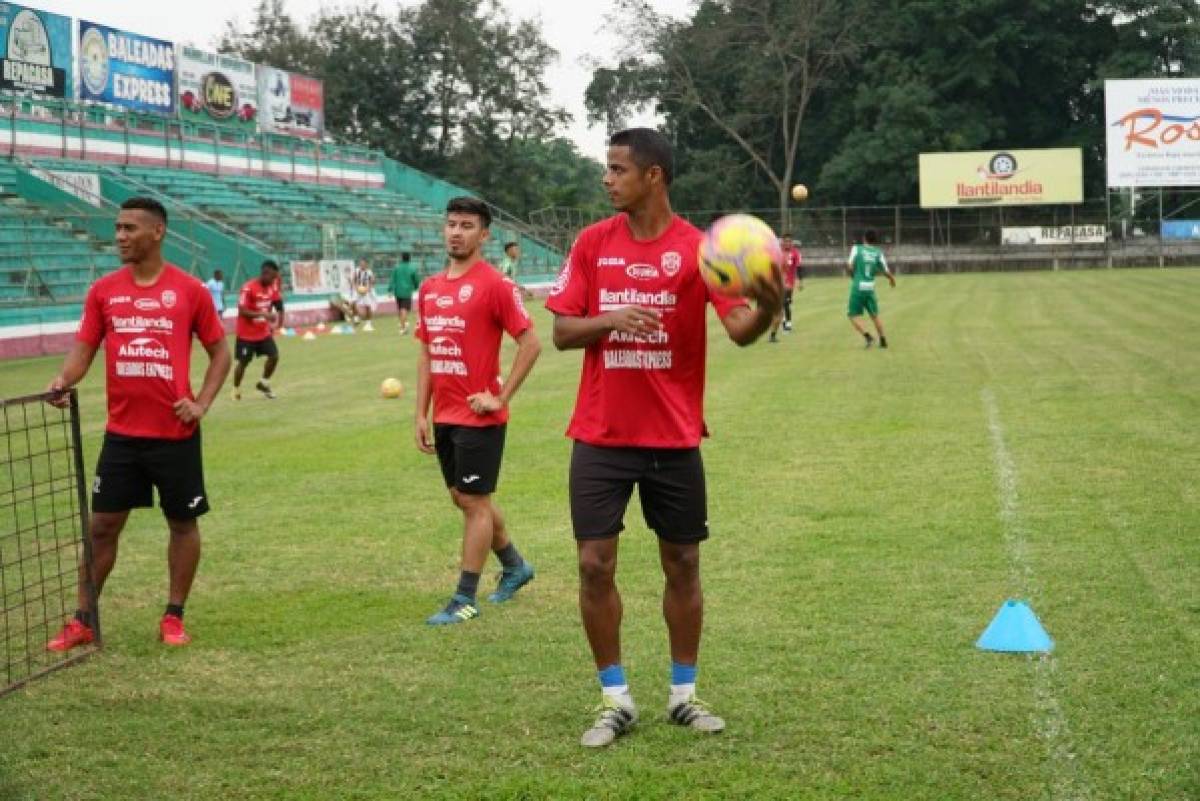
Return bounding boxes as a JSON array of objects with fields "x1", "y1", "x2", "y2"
[{"x1": 34, "y1": 0, "x2": 694, "y2": 159}]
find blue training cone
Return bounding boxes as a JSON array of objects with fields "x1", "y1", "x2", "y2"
[{"x1": 976, "y1": 599, "x2": 1054, "y2": 653}]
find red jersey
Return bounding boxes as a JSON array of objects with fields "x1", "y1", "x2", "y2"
[
  {"x1": 545, "y1": 214, "x2": 746, "y2": 448},
  {"x1": 415, "y1": 261, "x2": 532, "y2": 427},
  {"x1": 76, "y1": 264, "x2": 225, "y2": 440},
  {"x1": 783, "y1": 246, "x2": 802, "y2": 289},
  {"x1": 236, "y1": 278, "x2": 282, "y2": 341}
]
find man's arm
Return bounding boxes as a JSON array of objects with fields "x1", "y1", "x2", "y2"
[
  {"x1": 272, "y1": 299, "x2": 285, "y2": 330},
  {"x1": 552, "y1": 306, "x2": 664, "y2": 351},
  {"x1": 880, "y1": 254, "x2": 896, "y2": 287},
  {"x1": 719, "y1": 267, "x2": 783, "y2": 346},
  {"x1": 413, "y1": 346, "x2": 434, "y2": 454},
  {"x1": 845, "y1": 245, "x2": 858, "y2": 277},
  {"x1": 467, "y1": 328, "x2": 542, "y2": 415},
  {"x1": 173, "y1": 337, "x2": 232, "y2": 424},
  {"x1": 46, "y1": 341, "x2": 99, "y2": 407}
]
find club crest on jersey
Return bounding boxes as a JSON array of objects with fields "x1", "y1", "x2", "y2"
[
  {"x1": 161, "y1": 290, "x2": 177, "y2": 308},
  {"x1": 661, "y1": 251, "x2": 681, "y2": 277},
  {"x1": 458, "y1": 284, "x2": 474, "y2": 303}
]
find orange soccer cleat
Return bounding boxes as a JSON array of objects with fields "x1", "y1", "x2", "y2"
[
  {"x1": 159, "y1": 614, "x2": 191, "y2": 647},
  {"x1": 46, "y1": 619, "x2": 95, "y2": 652}
]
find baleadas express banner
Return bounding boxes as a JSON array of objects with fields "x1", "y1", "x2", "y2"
[
  {"x1": 919, "y1": 148, "x2": 1083, "y2": 208},
  {"x1": 0, "y1": 2, "x2": 72, "y2": 97},
  {"x1": 177, "y1": 45, "x2": 257, "y2": 130},
  {"x1": 79, "y1": 20, "x2": 175, "y2": 114}
]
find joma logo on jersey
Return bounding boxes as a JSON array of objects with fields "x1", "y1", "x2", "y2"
[
  {"x1": 108, "y1": 295, "x2": 131, "y2": 306},
  {"x1": 598, "y1": 257, "x2": 626, "y2": 267}
]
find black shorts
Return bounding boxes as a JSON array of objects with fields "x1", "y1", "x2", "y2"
[
  {"x1": 395, "y1": 296, "x2": 413, "y2": 311},
  {"x1": 235, "y1": 337, "x2": 278, "y2": 363},
  {"x1": 434, "y1": 423, "x2": 506, "y2": 495},
  {"x1": 569, "y1": 441, "x2": 708, "y2": 544},
  {"x1": 92, "y1": 431, "x2": 209, "y2": 519}
]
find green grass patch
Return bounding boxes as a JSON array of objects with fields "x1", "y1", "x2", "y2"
[{"x1": 0, "y1": 269, "x2": 1197, "y2": 799}]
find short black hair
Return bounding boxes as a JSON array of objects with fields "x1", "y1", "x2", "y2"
[
  {"x1": 121, "y1": 196, "x2": 167, "y2": 225},
  {"x1": 863, "y1": 229, "x2": 879, "y2": 245},
  {"x1": 213, "y1": 269, "x2": 224, "y2": 279},
  {"x1": 504, "y1": 241, "x2": 518, "y2": 251},
  {"x1": 609, "y1": 128, "x2": 674, "y2": 186},
  {"x1": 401, "y1": 252, "x2": 411, "y2": 262},
  {"x1": 446, "y1": 196, "x2": 492, "y2": 228},
  {"x1": 261, "y1": 259, "x2": 280, "y2": 273}
]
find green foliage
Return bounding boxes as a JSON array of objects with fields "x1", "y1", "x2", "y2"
[
  {"x1": 589, "y1": 0, "x2": 1200, "y2": 208},
  {"x1": 220, "y1": 0, "x2": 601, "y2": 218}
]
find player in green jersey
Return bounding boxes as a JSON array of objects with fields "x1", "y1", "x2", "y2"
[{"x1": 845, "y1": 230, "x2": 895, "y2": 348}]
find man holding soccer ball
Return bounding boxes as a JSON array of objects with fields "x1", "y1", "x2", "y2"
[
  {"x1": 351, "y1": 258, "x2": 378, "y2": 332},
  {"x1": 547, "y1": 128, "x2": 782, "y2": 747}
]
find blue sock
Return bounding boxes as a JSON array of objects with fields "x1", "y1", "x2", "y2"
[
  {"x1": 671, "y1": 662, "x2": 697, "y2": 686},
  {"x1": 597, "y1": 661, "x2": 628, "y2": 695}
]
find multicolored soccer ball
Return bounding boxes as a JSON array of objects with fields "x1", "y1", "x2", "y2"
[
  {"x1": 380, "y1": 377, "x2": 404, "y2": 399},
  {"x1": 698, "y1": 214, "x2": 782, "y2": 296}
]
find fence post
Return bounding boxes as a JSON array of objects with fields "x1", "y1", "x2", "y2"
[
  {"x1": 895, "y1": 205, "x2": 901, "y2": 248},
  {"x1": 1158, "y1": 188, "x2": 1165, "y2": 268}
]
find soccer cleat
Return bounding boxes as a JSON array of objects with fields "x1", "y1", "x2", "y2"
[
  {"x1": 488, "y1": 562, "x2": 535, "y2": 603},
  {"x1": 363, "y1": 321, "x2": 375, "y2": 332},
  {"x1": 46, "y1": 619, "x2": 94, "y2": 652},
  {"x1": 668, "y1": 696, "x2": 725, "y2": 733},
  {"x1": 231, "y1": 386, "x2": 242, "y2": 401},
  {"x1": 879, "y1": 336, "x2": 888, "y2": 349},
  {"x1": 159, "y1": 614, "x2": 191, "y2": 646},
  {"x1": 426, "y1": 594, "x2": 480, "y2": 626},
  {"x1": 769, "y1": 333, "x2": 778, "y2": 343},
  {"x1": 580, "y1": 696, "x2": 638, "y2": 748},
  {"x1": 255, "y1": 380, "x2": 277, "y2": 400},
  {"x1": 863, "y1": 334, "x2": 874, "y2": 349},
  {"x1": 782, "y1": 321, "x2": 793, "y2": 332}
]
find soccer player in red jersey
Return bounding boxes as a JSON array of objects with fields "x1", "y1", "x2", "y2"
[
  {"x1": 546, "y1": 129, "x2": 782, "y2": 747},
  {"x1": 414, "y1": 197, "x2": 542, "y2": 626},
  {"x1": 769, "y1": 233, "x2": 803, "y2": 343},
  {"x1": 45, "y1": 197, "x2": 231, "y2": 650},
  {"x1": 231, "y1": 260, "x2": 284, "y2": 400}
]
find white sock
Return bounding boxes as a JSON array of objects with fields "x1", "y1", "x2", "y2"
[
  {"x1": 669, "y1": 683, "x2": 696, "y2": 708},
  {"x1": 602, "y1": 686, "x2": 635, "y2": 710}
]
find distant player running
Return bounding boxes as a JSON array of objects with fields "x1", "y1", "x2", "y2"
[
  {"x1": 232, "y1": 260, "x2": 284, "y2": 399},
  {"x1": 769, "y1": 233, "x2": 803, "y2": 342},
  {"x1": 415, "y1": 197, "x2": 542, "y2": 625},
  {"x1": 547, "y1": 128, "x2": 781, "y2": 747},
  {"x1": 388, "y1": 252, "x2": 420, "y2": 335},
  {"x1": 45, "y1": 196, "x2": 231, "y2": 651},
  {"x1": 846, "y1": 229, "x2": 895, "y2": 348}
]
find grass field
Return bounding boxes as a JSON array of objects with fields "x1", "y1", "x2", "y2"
[{"x1": 0, "y1": 269, "x2": 1197, "y2": 800}]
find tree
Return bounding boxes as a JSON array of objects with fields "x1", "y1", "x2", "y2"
[{"x1": 587, "y1": 0, "x2": 867, "y2": 228}]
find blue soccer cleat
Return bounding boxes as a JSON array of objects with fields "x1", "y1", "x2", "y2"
[
  {"x1": 426, "y1": 594, "x2": 480, "y2": 626},
  {"x1": 488, "y1": 563, "x2": 535, "y2": 604}
]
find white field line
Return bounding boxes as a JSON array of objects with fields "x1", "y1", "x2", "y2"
[{"x1": 982, "y1": 387, "x2": 1090, "y2": 801}]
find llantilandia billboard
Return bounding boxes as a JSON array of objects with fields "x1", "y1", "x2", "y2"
[{"x1": 919, "y1": 148, "x2": 1083, "y2": 208}]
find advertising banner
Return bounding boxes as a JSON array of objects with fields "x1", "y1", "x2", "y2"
[
  {"x1": 0, "y1": 3, "x2": 71, "y2": 97},
  {"x1": 1106, "y1": 79, "x2": 1200, "y2": 188},
  {"x1": 79, "y1": 20, "x2": 175, "y2": 114},
  {"x1": 177, "y1": 45, "x2": 257, "y2": 130},
  {"x1": 919, "y1": 149, "x2": 1083, "y2": 208},
  {"x1": 1161, "y1": 220, "x2": 1200, "y2": 240},
  {"x1": 1001, "y1": 225, "x2": 1106, "y2": 246},
  {"x1": 289, "y1": 260, "x2": 354, "y2": 296},
  {"x1": 258, "y1": 65, "x2": 324, "y2": 139},
  {"x1": 29, "y1": 167, "x2": 102, "y2": 207}
]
